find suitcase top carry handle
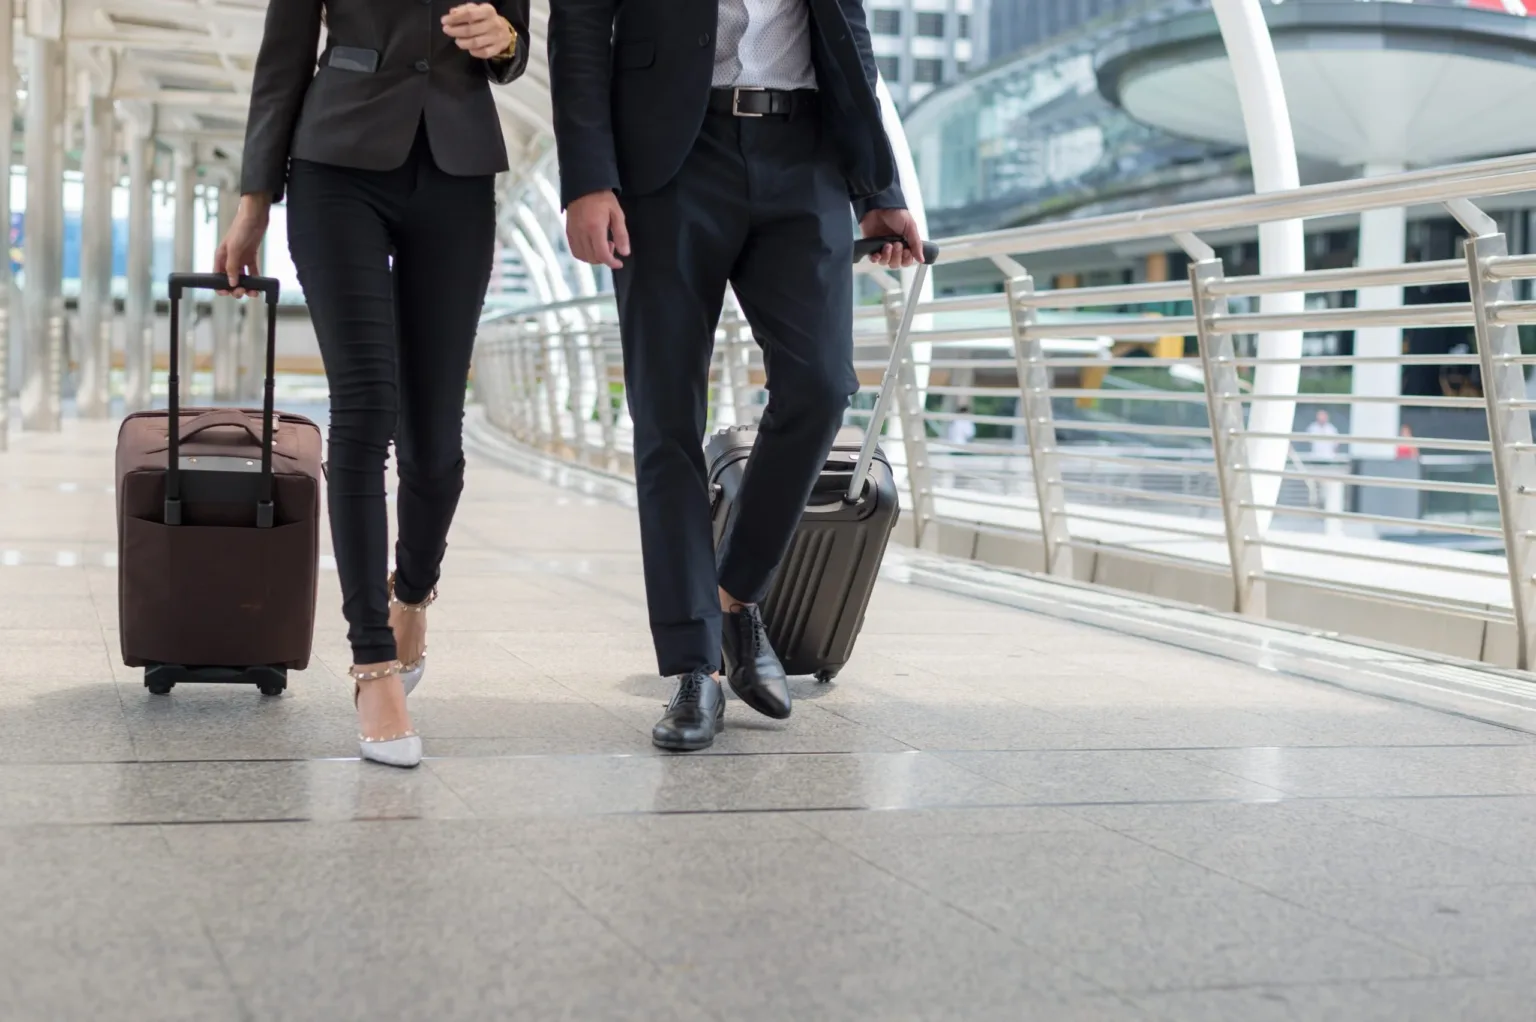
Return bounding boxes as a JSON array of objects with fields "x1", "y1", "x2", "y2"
[
  {"x1": 176, "y1": 409, "x2": 279, "y2": 449},
  {"x1": 164, "y1": 273, "x2": 281, "y2": 528},
  {"x1": 852, "y1": 236, "x2": 941, "y2": 266},
  {"x1": 169, "y1": 272, "x2": 281, "y2": 306},
  {"x1": 845, "y1": 239, "x2": 941, "y2": 503}
]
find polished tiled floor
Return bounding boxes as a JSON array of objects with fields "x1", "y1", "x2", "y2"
[{"x1": 5, "y1": 418, "x2": 1536, "y2": 1020}]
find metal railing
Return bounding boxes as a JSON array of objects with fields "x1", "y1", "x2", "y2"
[{"x1": 471, "y1": 152, "x2": 1536, "y2": 669}]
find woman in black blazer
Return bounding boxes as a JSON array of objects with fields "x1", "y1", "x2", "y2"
[{"x1": 217, "y1": 0, "x2": 531, "y2": 768}]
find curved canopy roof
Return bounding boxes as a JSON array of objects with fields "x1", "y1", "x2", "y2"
[{"x1": 1097, "y1": 2, "x2": 1536, "y2": 168}]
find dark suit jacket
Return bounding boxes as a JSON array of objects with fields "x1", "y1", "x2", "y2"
[
  {"x1": 548, "y1": 0, "x2": 905, "y2": 215},
  {"x1": 241, "y1": 0, "x2": 532, "y2": 201}
]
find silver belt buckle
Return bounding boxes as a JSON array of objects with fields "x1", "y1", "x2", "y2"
[{"x1": 732, "y1": 86, "x2": 767, "y2": 117}]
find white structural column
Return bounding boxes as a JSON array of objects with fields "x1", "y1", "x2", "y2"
[
  {"x1": 122, "y1": 116, "x2": 155, "y2": 411},
  {"x1": 211, "y1": 179, "x2": 240, "y2": 399},
  {"x1": 1353, "y1": 163, "x2": 1408, "y2": 458},
  {"x1": 172, "y1": 144, "x2": 197, "y2": 402},
  {"x1": 0, "y1": 0, "x2": 13, "y2": 449},
  {"x1": 1209, "y1": 0, "x2": 1305, "y2": 534},
  {"x1": 76, "y1": 87, "x2": 116, "y2": 418},
  {"x1": 20, "y1": 32, "x2": 65, "y2": 431}
]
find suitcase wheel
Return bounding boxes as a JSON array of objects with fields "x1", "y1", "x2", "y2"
[
  {"x1": 256, "y1": 677, "x2": 286, "y2": 697},
  {"x1": 144, "y1": 664, "x2": 178, "y2": 695},
  {"x1": 815, "y1": 669, "x2": 838, "y2": 684}
]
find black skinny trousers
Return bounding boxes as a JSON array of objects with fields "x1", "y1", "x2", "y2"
[{"x1": 286, "y1": 130, "x2": 495, "y2": 664}]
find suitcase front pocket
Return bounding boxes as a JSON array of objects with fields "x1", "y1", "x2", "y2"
[{"x1": 121, "y1": 517, "x2": 316, "y2": 669}]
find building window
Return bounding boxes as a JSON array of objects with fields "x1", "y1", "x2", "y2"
[
  {"x1": 870, "y1": 8, "x2": 901, "y2": 35},
  {"x1": 913, "y1": 57, "x2": 943, "y2": 83},
  {"x1": 915, "y1": 12, "x2": 946, "y2": 37},
  {"x1": 876, "y1": 56, "x2": 901, "y2": 82},
  {"x1": 957, "y1": 13, "x2": 971, "y2": 38},
  {"x1": 955, "y1": 60, "x2": 968, "y2": 76}
]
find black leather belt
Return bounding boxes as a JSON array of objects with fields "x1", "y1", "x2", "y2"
[{"x1": 708, "y1": 87, "x2": 818, "y2": 119}]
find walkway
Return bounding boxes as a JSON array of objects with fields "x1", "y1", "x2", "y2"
[{"x1": 4, "y1": 417, "x2": 1536, "y2": 1020}]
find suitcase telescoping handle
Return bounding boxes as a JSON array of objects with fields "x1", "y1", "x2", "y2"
[
  {"x1": 164, "y1": 272, "x2": 282, "y2": 528},
  {"x1": 844, "y1": 236, "x2": 940, "y2": 504}
]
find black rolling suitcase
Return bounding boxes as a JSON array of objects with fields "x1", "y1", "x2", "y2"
[{"x1": 706, "y1": 236, "x2": 939, "y2": 682}]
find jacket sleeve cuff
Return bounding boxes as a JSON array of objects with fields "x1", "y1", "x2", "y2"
[
  {"x1": 560, "y1": 178, "x2": 622, "y2": 211},
  {"x1": 240, "y1": 162, "x2": 288, "y2": 205},
  {"x1": 556, "y1": 135, "x2": 621, "y2": 210},
  {"x1": 853, "y1": 184, "x2": 907, "y2": 221},
  {"x1": 485, "y1": 32, "x2": 530, "y2": 84}
]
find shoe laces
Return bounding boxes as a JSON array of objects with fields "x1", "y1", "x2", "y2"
[
  {"x1": 671, "y1": 670, "x2": 709, "y2": 708},
  {"x1": 736, "y1": 604, "x2": 769, "y2": 655}
]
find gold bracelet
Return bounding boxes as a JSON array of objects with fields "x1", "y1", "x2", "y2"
[{"x1": 495, "y1": 17, "x2": 518, "y2": 60}]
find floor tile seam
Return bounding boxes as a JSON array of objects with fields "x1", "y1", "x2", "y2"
[
  {"x1": 419, "y1": 757, "x2": 493, "y2": 820},
  {"x1": 934, "y1": 744, "x2": 1300, "y2": 804},
  {"x1": 1160, "y1": 747, "x2": 1308, "y2": 801},
  {"x1": 0, "y1": 797, "x2": 1279, "y2": 830},
  {"x1": 189, "y1": 902, "x2": 260, "y2": 1022},
  {"x1": 777, "y1": 701, "x2": 923, "y2": 753},
  {"x1": 801, "y1": 815, "x2": 1114, "y2": 999},
  {"x1": 1118, "y1": 968, "x2": 1501, "y2": 999},
  {"x1": 3, "y1": 768, "x2": 1536, "y2": 811},
  {"x1": 1065, "y1": 813, "x2": 1463, "y2": 972},
  {"x1": 504, "y1": 839, "x2": 731, "y2": 1022},
  {"x1": 1320, "y1": 795, "x2": 1536, "y2": 874}
]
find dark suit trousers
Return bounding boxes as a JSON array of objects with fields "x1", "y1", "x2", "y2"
[
  {"x1": 286, "y1": 126, "x2": 496, "y2": 664},
  {"x1": 614, "y1": 111, "x2": 857, "y2": 678}
]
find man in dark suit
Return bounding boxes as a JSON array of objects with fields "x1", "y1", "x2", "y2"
[{"x1": 549, "y1": 0, "x2": 924, "y2": 752}]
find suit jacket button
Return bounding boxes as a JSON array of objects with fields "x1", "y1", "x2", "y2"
[
  {"x1": 698, "y1": 33, "x2": 711, "y2": 46},
  {"x1": 414, "y1": 59, "x2": 430, "y2": 72}
]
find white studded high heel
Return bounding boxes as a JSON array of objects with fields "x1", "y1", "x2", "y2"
[
  {"x1": 389, "y1": 572, "x2": 436, "y2": 697},
  {"x1": 352, "y1": 662, "x2": 422, "y2": 768}
]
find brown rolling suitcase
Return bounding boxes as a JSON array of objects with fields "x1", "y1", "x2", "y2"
[
  {"x1": 707, "y1": 236, "x2": 938, "y2": 683},
  {"x1": 116, "y1": 273, "x2": 323, "y2": 696}
]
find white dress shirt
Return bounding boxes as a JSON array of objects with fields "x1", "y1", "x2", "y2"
[{"x1": 712, "y1": 0, "x2": 817, "y2": 90}]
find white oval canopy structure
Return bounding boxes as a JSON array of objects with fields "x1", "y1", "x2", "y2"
[{"x1": 1098, "y1": 2, "x2": 1536, "y2": 168}]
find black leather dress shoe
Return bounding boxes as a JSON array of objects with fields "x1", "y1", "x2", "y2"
[
  {"x1": 652, "y1": 670, "x2": 726, "y2": 752},
  {"x1": 722, "y1": 604, "x2": 792, "y2": 720}
]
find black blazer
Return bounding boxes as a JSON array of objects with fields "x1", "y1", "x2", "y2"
[
  {"x1": 548, "y1": 0, "x2": 905, "y2": 214},
  {"x1": 241, "y1": 0, "x2": 532, "y2": 201}
]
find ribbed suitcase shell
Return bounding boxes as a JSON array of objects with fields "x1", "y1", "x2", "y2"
[{"x1": 707, "y1": 425, "x2": 899, "y2": 681}]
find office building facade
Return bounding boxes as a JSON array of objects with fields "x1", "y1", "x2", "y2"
[
  {"x1": 986, "y1": 0, "x2": 1141, "y2": 62},
  {"x1": 869, "y1": 0, "x2": 979, "y2": 108}
]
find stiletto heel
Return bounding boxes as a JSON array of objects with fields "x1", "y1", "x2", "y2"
[
  {"x1": 351, "y1": 662, "x2": 422, "y2": 768},
  {"x1": 389, "y1": 572, "x2": 436, "y2": 696}
]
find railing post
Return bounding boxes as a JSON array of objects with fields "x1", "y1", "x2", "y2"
[
  {"x1": 590, "y1": 318, "x2": 618, "y2": 469},
  {"x1": 482, "y1": 326, "x2": 512, "y2": 434},
  {"x1": 723, "y1": 301, "x2": 755, "y2": 426},
  {"x1": 560, "y1": 316, "x2": 592, "y2": 463},
  {"x1": 880, "y1": 286, "x2": 937, "y2": 547},
  {"x1": 541, "y1": 320, "x2": 566, "y2": 454},
  {"x1": 1004, "y1": 273, "x2": 1073, "y2": 576},
  {"x1": 492, "y1": 326, "x2": 517, "y2": 436},
  {"x1": 711, "y1": 308, "x2": 737, "y2": 429},
  {"x1": 1190, "y1": 257, "x2": 1267, "y2": 616},
  {"x1": 519, "y1": 322, "x2": 540, "y2": 442},
  {"x1": 1466, "y1": 230, "x2": 1536, "y2": 669}
]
